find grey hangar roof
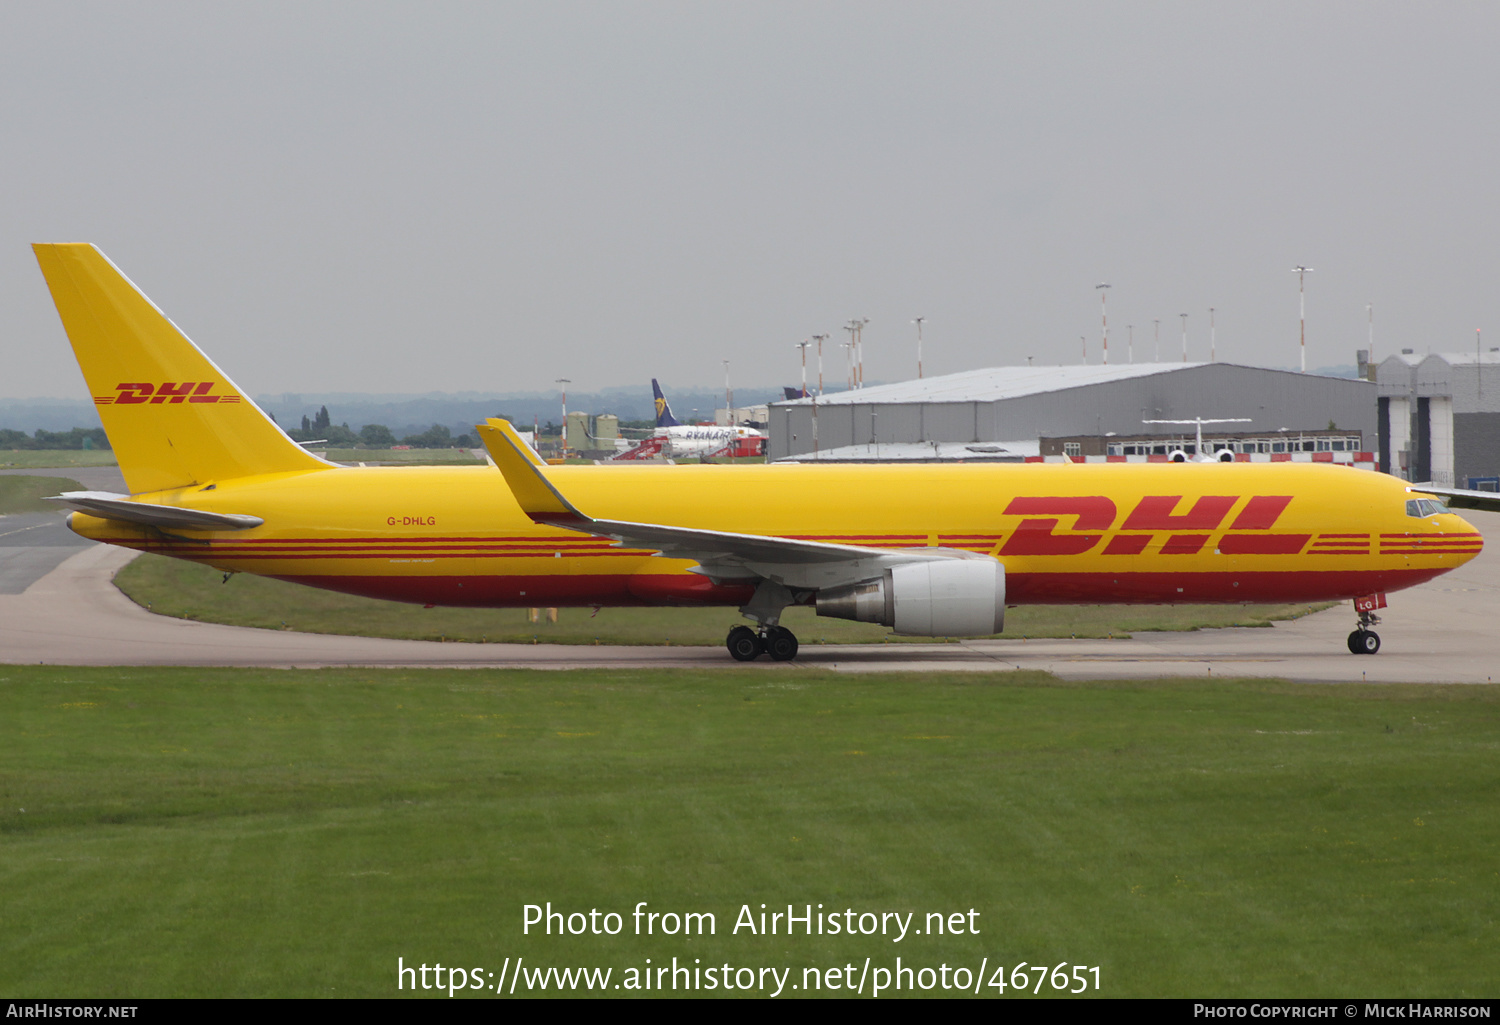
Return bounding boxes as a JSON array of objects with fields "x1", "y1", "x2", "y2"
[{"x1": 767, "y1": 362, "x2": 1375, "y2": 461}]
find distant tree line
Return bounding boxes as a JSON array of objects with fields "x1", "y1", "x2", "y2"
[
  {"x1": 0, "y1": 427, "x2": 111, "y2": 450},
  {"x1": 2, "y1": 408, "x2": 489, "y2": 453},
  {"x1": 278, "y1": 405, "x2": 479, "y2": 448}
]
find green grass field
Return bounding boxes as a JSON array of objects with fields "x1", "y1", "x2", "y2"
[
  {"x1": 0, "y1": 450, "x2": 117, "y2": 469},
  {"x1": 114, "y1": 551, "x2": 1333, "y2": 644},
  {"x1": 0, "y1": 475, "x2": 85, "y2": 514},
  {"x1": 2, "y1": 667, "x2": 1495, "y2": 998}
]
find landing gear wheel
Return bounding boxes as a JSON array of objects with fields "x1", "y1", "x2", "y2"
[
  {"x1": 763, "y1": 626, "x2": 799, "y2": 662},
  {"x1": 1347, "y1": 629, "x2": 1381, "y2": 655},
  {"x1": 727, "y1": 626, "x2": 762, "y2": 661}
]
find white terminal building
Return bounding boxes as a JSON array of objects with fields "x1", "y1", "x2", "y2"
[
  {"x1": 1376, "y1": 350, "x2": 1500, "y2": 489},
  {"x1": 768, "y1": 362, "x2": 1377, "y2": 465}
]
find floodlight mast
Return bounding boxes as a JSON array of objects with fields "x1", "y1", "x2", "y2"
[
  {"x1": 1153, "y1": 318, "x2": 1161, "y2": 362},
  {"x1": 913, "y1": 317, "x2": 925, "y2": 379},
  {"x1": 1097, "y1": 283, "x2": 1111, "y2": 365},
  {"x1": 794, "y1": 340, "x2": 809, "y2": 398},
  {"x1": 1209, "y1": 307, "x2": 1216, "y2": 363},
  {"x1": 811, "y1": 333, "x2": 828, "y2": 455},
  {"x1": 842, "y1": 322, "x2": 858, "y2": 389},
  {"x1": 722, "y1": 359, "x2": 733, "y2": 424},
  {"x1": 555, "y1": 378, "x2": 570, "y2": 457},
  {"x1": 1180, "y1": 314, "x2": 1188, "y2": 362},
  {"x1": 846, "y1": 318, "x2": 869, "y2": 388},
  {"x1": 1143, "y1": 416, "x2": 1254, "y2": 461},
  {"x1": 1292, "y1": 266, "x2": 1314, "y2": 373}
]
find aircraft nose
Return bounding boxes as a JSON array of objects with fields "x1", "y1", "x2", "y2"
[{"x1": 1449, "y1": 513, "x2": 1485, "y2": 561}]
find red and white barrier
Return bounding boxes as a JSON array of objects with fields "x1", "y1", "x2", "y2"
[{"x1": 1027, "y1": 451, "x2": 1377, "y2": 468}]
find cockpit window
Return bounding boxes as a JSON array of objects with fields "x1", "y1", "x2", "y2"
[{"x1": 1405, "y1": 498, "x2": 1448, "y2": 518}]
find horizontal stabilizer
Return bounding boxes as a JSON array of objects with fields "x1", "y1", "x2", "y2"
[{"x1": 46, "y1": 491, "x2": 264, "y2": 530}]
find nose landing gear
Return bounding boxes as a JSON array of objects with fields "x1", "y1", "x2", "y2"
[{"x1": 1347, "y1": 606, "x2": 1382, "y2": 655}]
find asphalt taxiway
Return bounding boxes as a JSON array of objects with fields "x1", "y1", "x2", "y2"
[{"x1": 1, "y1": 499, "x2": 1495, "y2": 682}]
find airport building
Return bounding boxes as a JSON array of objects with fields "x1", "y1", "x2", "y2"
[
  {"x1": 768, "y1": 362, "x2": 1376, "y2": 463},
  {"x1": 1376, "y1": 350, "x2": 1500, "y2": 489}
]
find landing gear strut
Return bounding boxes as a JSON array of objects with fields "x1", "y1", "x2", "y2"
[
  {"x1": 1347, "y1": 608, "x2": 1381, "y2": 655},
  {"x1": 724, "y1": 579, "x2": 803, "y2": 662}
]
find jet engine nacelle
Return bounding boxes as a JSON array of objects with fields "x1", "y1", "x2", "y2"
[{"x1": 815, "y1": 558, "x2": 1005, "y2": 636}]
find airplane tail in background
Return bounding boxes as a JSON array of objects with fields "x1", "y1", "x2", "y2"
[
  {"x1": 652, "y1": 378, "x2": 683, "y2": 427},
  {"x1": 32, "y1": 244, "x2": 328, "y2": 495}
]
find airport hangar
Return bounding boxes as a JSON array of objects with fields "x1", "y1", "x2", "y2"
[
  {"x1": 767, "y1": 362, "x2": 1377, "y2": 465},
  {"x1": 1376, "y1": 349, "x2": 1500, "y2": 490}
]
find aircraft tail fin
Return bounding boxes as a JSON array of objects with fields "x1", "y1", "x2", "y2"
[
  {"x1": 652, "y1": 378, "x2": 683, "y2": 427},
  {"x1": 33, "y1": 244, "x2": 328, "y2": 494}
]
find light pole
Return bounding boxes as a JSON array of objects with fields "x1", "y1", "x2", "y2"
[
  {"x1": 1179, "y1": 314, "x2": 1188, "y2": 363},
  {"x1": 1153, "y1": 318, "x2": 1161, "y2": 362},
  {"x1": 1209, "y1": 307, "x2": 1216, "y2": 363},
  {"x1": 794, "y1": 340, "x2": 810, "y2": 397},
  {"x1": 840, "y1": 341, "x2": 853, "y2": 391},
  {"x1": 1097, "y1": 283, "x2": 1111, "y2": 365},
  {"x1": 1127, "y1": 324, "x2": 1134, "y2": 364},
  {"x1": 913, "y1": 317, "x2": 925, "y2": 379},
  {"x1": 811, "y1": 334, "x2": 827, "y2": 455},
  {"x1": 555, "y1": 378, "x2": 570, "y2": 457},
  {"x1": 846, "y1": 318, "x2": 869, "y2": 388},
  {"x1": 722, "y1": 360, "x2": 733, "y2": 424},
  {"x1": 1292, "y1": 266, "x2": 1314, "y2": 373}
]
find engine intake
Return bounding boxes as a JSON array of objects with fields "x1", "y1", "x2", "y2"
[{"x1": 816, "y1": 558, "x2": 1005, "y2": 636}]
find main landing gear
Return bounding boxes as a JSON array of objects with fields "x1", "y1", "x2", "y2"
[
  {"x1": 725, "y1": 624, "x2": 800, "y2": 662},
  {"x1": 1347, "y1": 608, "x2": 1382, "y2": 655}
]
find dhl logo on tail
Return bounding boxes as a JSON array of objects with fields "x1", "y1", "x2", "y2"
[{"x1": 96, "y1": 382, "x2": 240, "y2": 405}]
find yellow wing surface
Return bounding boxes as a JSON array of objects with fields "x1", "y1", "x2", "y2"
[{"x1": 36, "y1": 244, "x2": 1487, "y2": 648}]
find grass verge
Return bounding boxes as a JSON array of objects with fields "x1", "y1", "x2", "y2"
[
  {"x1": 0, "y1": 475, "x2": 85, "y2": 515},
  {"x1": 0, "y1": 451, "x2": 116, "y2": 469},
  {"x1": 1, "y1": 667, "x2": 1495, "y2": 997},
  {"x1": 113, "y1": 551, "x2": 1334, "y2": 645}
]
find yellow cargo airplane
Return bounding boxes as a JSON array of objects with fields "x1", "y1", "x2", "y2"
[{"x1": 33, "y1": 244, "x2": 1494, "y2": 661}]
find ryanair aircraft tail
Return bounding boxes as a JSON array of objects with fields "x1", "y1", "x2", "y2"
[
  {"x1": 33, "y1": 244, "x2": 327, "y2": 495},
  {"x1": 651, "y1": 378, "x2": 683, "y2": 428}
]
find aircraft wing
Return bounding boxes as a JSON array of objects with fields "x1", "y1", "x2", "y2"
[
  {"x1": 476, "y1": 419, "x2": 966, "y2": 585},
  {"x1": 1406, "y1": 483, "x2": 1500, "y2": 514},
  {"x1": 44, "y1": 491, "x2": 264, "y2": 530}
]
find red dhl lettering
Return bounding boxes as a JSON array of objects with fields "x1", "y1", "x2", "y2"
[
  {"x1": 999, "y1": 496, "x2": 1114, "y2": 555},
  {"x1": 98, "y1": 382, "x2": 234, "y2": 405},
  {"x1": 997, "y1": 494, "x2": 1308, "y2": 556}
]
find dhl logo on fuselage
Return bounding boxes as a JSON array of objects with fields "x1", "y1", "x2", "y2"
[
  {"x1": 95, "y1": 382, "x2": 241, "y2": 405},
  {"x1": 999, "y1": 494, "x2": 1308, "y2": 556}
]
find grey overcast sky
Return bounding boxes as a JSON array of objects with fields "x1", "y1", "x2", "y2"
[{"x1": 3, "y1": 1, "x2": 1498, "y2": 399}]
